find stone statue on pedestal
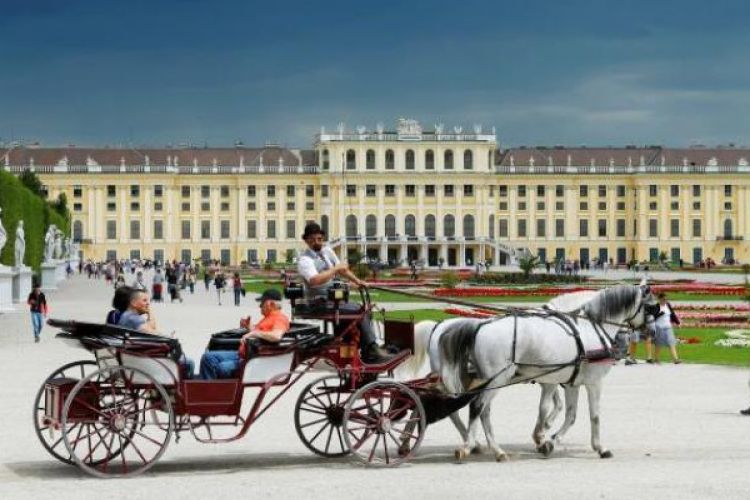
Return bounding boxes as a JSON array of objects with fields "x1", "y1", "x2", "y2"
[
  {"x1": 53, "y1": 229, "x2": 63, "y2": 260},
  {"x1": 14, "y1": 220, "x2": 25, "y2": 268},
  {"x1": 44, "y1": 225, "x2": 57, "y2": 263}
]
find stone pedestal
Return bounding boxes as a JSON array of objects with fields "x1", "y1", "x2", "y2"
[
  {"x1": 41, "y1": 262, "x2": 58, "y2": 291},
  {"x1": 0, "y1": 266, "x2": 15, "y2": 312},
  {"x1": 12, "y1": 267, "x2": 33, "y2": 304},
  {"x1": 55, "y1": 261, "x2": 67, "y2": 283}
]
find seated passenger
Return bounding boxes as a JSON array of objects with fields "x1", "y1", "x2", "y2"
[
  {"x1": 199, "y1": 289, "x2": 290, "y2": 380},
  {"x1": 106, "y1": 285, "x2": 133, "y2": 325},
  {"x1": 118, "y1": 288, "x2": 195, "y2": 378}
]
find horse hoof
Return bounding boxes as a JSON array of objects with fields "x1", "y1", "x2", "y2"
[
  {"x1": 398, "y1": 444, "x2": 411, "y2": 457},
  {"x1": 454, "y1": 448, "x2": 469, "y2": 462},
  {"x1": 471, "y1": 445, "x2": 483, "y2": 455},
  {"x1": 599, "y1": 450, "x2": 613, "y2": 459},
  {"x1": 495, "y1": 452, "x2": 510, "y2": 462},
  {"x1": 539, "y1": 441, "x2": 554, "y2": 457}
]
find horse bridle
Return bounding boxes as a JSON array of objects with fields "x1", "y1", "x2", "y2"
[{"x1": 621, "y1": 285, "x2": 654, "y2": 331}]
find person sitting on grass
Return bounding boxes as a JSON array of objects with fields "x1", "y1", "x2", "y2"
[{"x1": 199, "y1": 289, "x2": 290, "y2": 380}]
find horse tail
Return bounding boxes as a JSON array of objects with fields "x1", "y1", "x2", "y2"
[
  {"x1": 394, "y1": 320, "x2": 436, "y2": 379},
  {"x1": 439, "y1": 320, "x2": 481, "y2": 395}
]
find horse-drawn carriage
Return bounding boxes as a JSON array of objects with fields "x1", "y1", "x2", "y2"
[{"x1": 33, "y1": 283, "x2": 460, "y2": 478}]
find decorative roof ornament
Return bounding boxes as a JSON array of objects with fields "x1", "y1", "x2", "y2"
[
  {"x1": 58, "y1": 156, "x2": 69, "y2": 167},
  {"x1": 356, "y1": 125, "x2": 366, "y2": 134},
  {"x1": 376, "y1": 122, "x2": 384, "y2": 134},
  {"x1": 707, "y1": 157, "x2": 718, "y2": 166},
  {"x1": 529, "y1": 155, "x2": 535, "y2": 167},
  {"x1": 473, "y1": 124, "x2": 482, "y2": 134},
  {"x1": 453, "y1": 125, "x2": 463, "y2": 134},
  {"x1": 86, "y1": 156, "x2": 99, "y2": 167},
  {"x1": 337, "y1": 122, "x2": 345, "y2": 136},
  {"x1": 397, "y1": 118, "x2": 422, "y2": 138},
  {"x1": 739, "y1": 158, "x2": 748, "y2": 166},
  {"x1": 434, "y1": 123, "x2": 444, "y2": 134}
]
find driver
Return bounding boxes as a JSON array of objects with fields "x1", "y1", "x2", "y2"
[{"x1": 297, "y1": 222, "x2": 393, "y2": 364}]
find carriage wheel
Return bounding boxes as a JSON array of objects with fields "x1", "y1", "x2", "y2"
[
  {"x1": 61, "y1": 365, "x2": 174, "y2": 478},
  {"x1": 294, "y1": 375, "x2": 351, "y2": 457},
  {"x1": 33, "y1": 360, "x2": 110, "y2": 465},
  {"x1": 342, "y1": 381, "x2": 426, "y2": 466}
]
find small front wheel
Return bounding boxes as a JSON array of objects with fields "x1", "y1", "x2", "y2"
[
  {"x1": 294, "y1": 375, "x2": 351, "y2": 458},
  {"x1": 342, "y1": 381, "x2": 426, "y2": 466},
  {"x1": 61, "y1": 365, "x2": 174, "y2": 478}
]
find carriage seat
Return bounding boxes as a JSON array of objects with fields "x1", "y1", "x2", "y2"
[{"x1": 206, "y1": 322, "x2": 329, "y2": 357}]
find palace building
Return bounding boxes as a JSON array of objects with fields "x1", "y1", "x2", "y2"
[{"x1": 2, "y1": 119, "x2": 750, "y2": 267}]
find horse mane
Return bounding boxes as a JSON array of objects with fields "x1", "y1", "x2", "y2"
[
  {"x1": 545, "y1": 290, "x2": 599, "y2": 313},
  {"x1": 581, "y1": 285, "x2": 639, "y2": 323}
]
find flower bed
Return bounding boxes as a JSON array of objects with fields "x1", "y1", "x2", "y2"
[
  {"x1": 434, "y1": 286, "x2": 595, "y2": 297},
  {"x1": 651, "y1": 284, "x2": 744, "y2": 295}
]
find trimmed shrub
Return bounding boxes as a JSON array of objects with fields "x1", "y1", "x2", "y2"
[
  {"x1": 440, "y1": 271, "x2": 460, "y2": 289},
  {"x1": 472, "y1": 272, "x2": 587, "y2": 285},
  {"x1": 0, "y1": 170, "x2": 70, "y2": 269}
]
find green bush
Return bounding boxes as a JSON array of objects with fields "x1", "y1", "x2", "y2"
[
  {"x1": 440, "y1": 271, "x2": 460, "y2": 289},
  {"x1": 472, "y1": 272, "x2": 587, "y2": 285},
  {"x1": 0, "y1": 170, "x2": 70, "y2": 269}
]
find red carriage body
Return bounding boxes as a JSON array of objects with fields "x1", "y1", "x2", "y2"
[{"x1": 34, "y1": 288, "x2": 434, "y2": 477}]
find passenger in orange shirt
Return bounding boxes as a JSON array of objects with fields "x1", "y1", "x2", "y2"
[{"x1": 199, "y1": 289, "x2": 290, "y2": 379}]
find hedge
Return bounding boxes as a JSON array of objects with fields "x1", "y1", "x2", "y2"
[
  {"x1": 471, "y1": 272, "x2": 587, "y2": 285},
  {"x1": 0, "y1": 169, "x2": 70, "y2": 270}
]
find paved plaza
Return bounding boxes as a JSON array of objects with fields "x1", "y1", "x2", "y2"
[{"x1": 1, "y1": 274, "x2": 750, "y2": 499}]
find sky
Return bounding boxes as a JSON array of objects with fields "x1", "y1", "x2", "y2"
[{"x1": 1, "y1": 0, "x2": 749, "y2": 149}]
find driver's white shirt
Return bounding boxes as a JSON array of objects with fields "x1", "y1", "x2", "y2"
[{"x1": 297, "y1": 246, "x2": 340, "y2": 299}]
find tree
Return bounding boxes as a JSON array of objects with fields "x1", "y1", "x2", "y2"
[
  {"x1": 347, "y1": 248, "x2": 363, "y2": 266},
  {"x1": 52, "y1": 192, "x2": 69, "y2": 219},
  {"x1": 18, "y1": 170, "x2": 44, "y2": 197},
  {"x1": 519, "y1": 254, "x2": 540, "y2": 279}
]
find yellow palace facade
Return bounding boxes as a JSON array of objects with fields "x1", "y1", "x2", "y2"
[{"x1": 3, "y1": 119, "x2": 750, "y2": 267}]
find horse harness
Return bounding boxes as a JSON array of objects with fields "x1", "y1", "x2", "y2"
[{"x1": 433, "y1": 308, "x2": 622, "y2": 397}]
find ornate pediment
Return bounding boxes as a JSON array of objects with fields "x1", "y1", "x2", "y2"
[{"x1": 397, "y1": 118, "x2": 422, "y2": 139}]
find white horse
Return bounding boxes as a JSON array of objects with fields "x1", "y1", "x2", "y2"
[{"x1": 402, "y1": 281, "x2": 657, "y2": 462}]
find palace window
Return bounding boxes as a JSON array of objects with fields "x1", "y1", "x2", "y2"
[
  {"x1": 267, "y1": 220, "x2": 277, "y2": 239},
  {"x1": 649, "y1": 219, "x2": 658, "y2": 237},
  {"x1": 555, "y1": 219, "x2": 565, "y2": 238},
  {"x1": 425, "y1": 215, "x2": 436, "y2": 238},
  {"x1": 616, "y1": 185, "x2": 626, "y2": 197},
  {"x1": 201, "y1": 185, "x2": 210, "y2": 198},
  {"x1": 692, "y1": 219, "x2": 701, "y2": 238},
  {"x1": 366, "y1": 184, "x2": 376, "y2": 197},
  {"x1": 670, "y1": 219, "x2": 680, "y2": 238},
  {"x1": 692, "y1": 185, "x2": 701, "y2": 197},
  {"x1": 597, "y1": 219, "x2": 607, "y2": 237},
  {"x1": 670, "y1": 185, "x2": 679, "y2": 197},
  {"x1": 346, "y1": 149, "x2": 356, "y2": 170},
  {"x1": 154, "y1": 185, "x2": 164, "y2": 197},
  {"x1": 181, "y1": 221, "x2": 191, "y2": 240},
  {"x1": 616, "y1": 219, "x2": 626, "y2": 237},
  {"x1": 130, "y1": 202, "x2": 140, "y2": 212},
  {"x1": 725, "y1": 185, "x2": 733, "y2": 197},
  {"x1": 498, "y1": 219, "x2": 508, "y2": 238},
  {"x1": 443, "y1": 215, "x2": 455, "y2": 238},
  {"x1": 463, "y1": 150, "x2": 473, "y2": 170},
  {"x1": 498, "y1": 185, "x2": 508, "y2": 197},
  {"x1": 405, "y1": 185, "x2": 416, "y2": 197},
  {"x1": 247, "y1": 220, "x2": 257, "y2": 238},
  {"x1": 385, "y1": 150, "x2": 395, "y2": 170},
  {"x1": 130, "y1": 220, "x2": 140, "y2": 240},
  {"x1": 322, "y1": 149, "x2": 329, "y2": 170},
  {"x1": 366, "y1": 149, "x2": 375, "y2": 170},
  {"x1": 649, "y1": 185, "x2": 658, "y2": 197},
  {"x1": 517, "y1": 219, "x2": 527, "y2": 238},
  {"x1": 305, "y1": 185, "x2": 314, "y2": 197},
  {"x1": 346, "y1": 185, "x2": 356, "y2": 197},
  {"x1": 286, "y1": 220, "x2": 296, "y2": 239},
  {"x1": 425, "y1": 150, "x2": 435, "y2": 170},
  {"x1": 107, "y1": 185, "x2": 116, "y2": 197},
  {"x1": 73, "y1": 186, "x2": 82, "y2": 198},
  {"x1": 181, "y1": 186, "x2": 191, "y2": 197},
  {"x1": 106, "y1": 221, "x2": 117, "y2": 240},
  {"x1": 107, "y1": 202, "x2": 116, "y2": 212},
  {"x1": 405, "y1": 150, "x2": 415, "y2": 170},
  {"x1": 425, "y1": 185, "x2": 435, "y2": 197},
  {"x1": 463, "y1": 215, "x2": 475, "y2": 239},
  {"x1": 463, "y1": 184, "x2": 474, "y2": 197},
  {"x1": 267, "y1": 185, "x2": 276, "y2": 197},
  {"x1": 536, "y1": 219, "x2": 546, "y2": 238},
  {"x1": 286, "y1": 185, "x2": 295, "y2": 198},
  {"x1": 579, "y1": 185, "x2": 588, "y2": 197},
  {"x1": 385, "y1": 185, "x2": 396, "y2": 197},
  {"x1": 247, "y1": 186, "x2": 256, "y2": 197},
  {"x1": 536, "y1": 185, "x2": 545, "y2": 197},
  {"x1": 130, "y1": 185, "x2": 140, "y2": 197},
  {"x1": 444, "y1": 150, "x2": 454, "y2": 170},
  {"x1": 153, "y1": 220, "x2": 163, "y2": 240},
  {"x1": 518, "y1": 185, "x2": 527, "y2": 197},
  {"x1": 598, "y1": 185, "x2": 606, "y2": 197},
  {"x1": 201, "y1": 221, "x2": 211, "y2": 240},
  {"x1": 444, "y1": 185, "x2": 454, "y2": 197},
  {"x1": 555, "y1": 185, "x2": 564, "y2": 197},
  {"x1": 579, "y1": 219, "x2": 589, "y2": 237},
  {"x1": 221, "y1": 185, "x2": 230, "y2": 197},
  {"x1": 579, "y1": 202, "x2": 588, "y2": 211}
]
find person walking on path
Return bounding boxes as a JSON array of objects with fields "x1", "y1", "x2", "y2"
[
  {"x1": 232, "y1": 272, "x2": 243, "y2": 306},
  {"x1": 203, "y1": 269, "x2": 212, "y2": 291},
  {"x1": 27, "y1": 284, "x2": 48, "y2": 343},
  {"x1": 652, "y1": 293, "x2": 682, "y2": 364},
  {"x1": 214, "y1": 272, "x2": 226, "y2": 305},
  {"x1": 188, "y1": 271, "x2": 196, "y2": 294}
]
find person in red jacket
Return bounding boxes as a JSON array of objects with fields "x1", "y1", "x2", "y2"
[{"x1": 27, "y1": 284, "x2": 48, "y2": 343}]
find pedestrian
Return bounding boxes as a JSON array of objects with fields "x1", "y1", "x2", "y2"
[
  {"x1": 152, "y1": 268, "x2": 164, "y2": 302},
  {"x1": 132, "y1": 271, "x2": 147, "y2": 292},
  {"x1": 652, "y1": 293, "x2": 682, "y2": 364},
  {"x1": 203, "y1": 270, "x2": 211, "y2": 291},
  {"x1": 27, "y1": 284, "x2": 48, "y2": 343},
  {"x1": 232, "y1": 272, "x2": 243, "y2": 306},
  {"x1": 215, "y1": 272, "x2": 225, "y2": 305},
  {"x1": 624, "y1": 324, "x2": 653, "y2": 365},
  {"x1": 188, "y1": 271, "x2": 196, "y2": 294}
]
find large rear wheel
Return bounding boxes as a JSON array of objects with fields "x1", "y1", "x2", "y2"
[
  {"x1": 61, "y1": 365, "x2": 174, "y2": 478},
  {"x1": 342, "y1": 381, "x2": 426, "y2": 466},
  {"x1": 33, "y1": 360, "x2": 103, "y2": 465},
  {"x1": 294, "y1": 375, "x2": 351, "y2": 457}
]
